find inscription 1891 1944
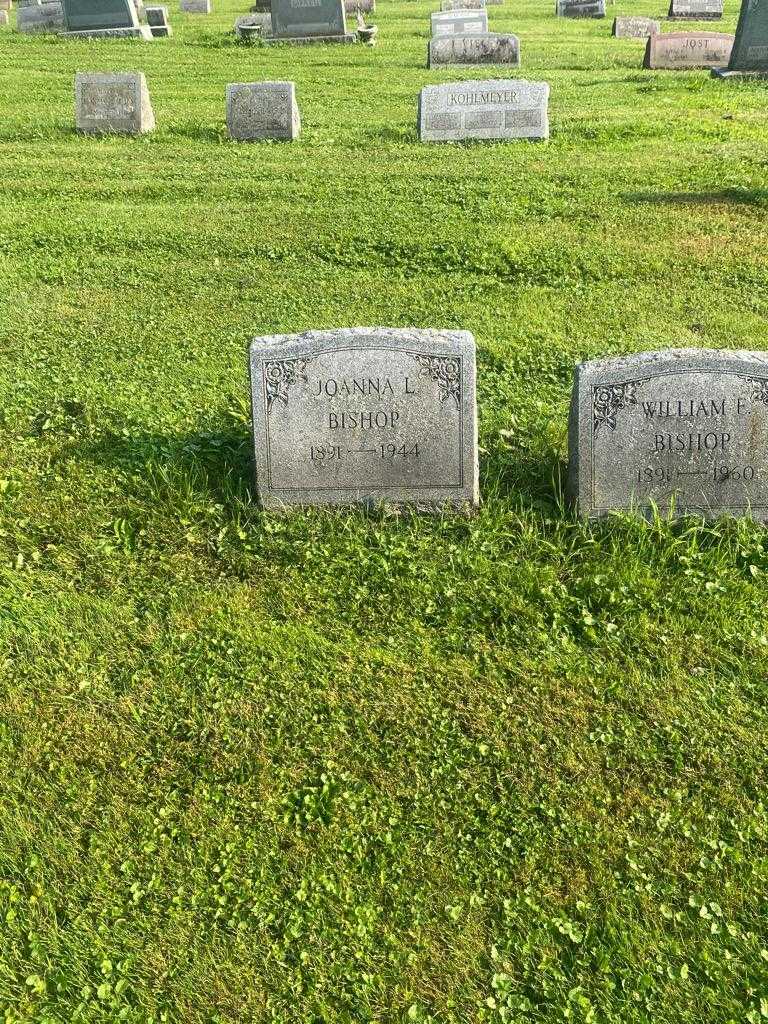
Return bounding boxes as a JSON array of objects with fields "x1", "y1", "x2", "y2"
[
  {"x1": 569, "y1": 349, "x2": 768, "y2": 520},
  {"x1": 249, "y1": 328, "x2": 479, "y2": 509}
]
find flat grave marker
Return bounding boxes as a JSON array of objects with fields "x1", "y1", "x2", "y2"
[
  {"x1": 644, "y1": 30, "x2": 733, "y2": 67},
  {"x1": 612, "y1": 14, "x2": 660, "y2": 36},
  {"x1": 227, "y1": 81, "x2": 300, "y2": 140},
  {"x1": 569, "y1": 349, "x2": 768, "y2": 520},
  {"x1": 249, "y1": 328, "x2": 479, "y2": 509}
]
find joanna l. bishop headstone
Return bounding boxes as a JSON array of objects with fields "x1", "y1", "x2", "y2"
[
  {"x1": 668, "y1": 0, "x2": 722, "y2": 18},
  {"x1": 569, "y1": 349, "x2": 768, "y2": 520},
  {"x1": 713, "y1": 0, "x2": 768, "y2": 75},
  {"x1": 226, "y1": 81, "x2": 300, "y2": 140},
  {"x1": 418, "y1": 79, "x2": 548, "y2": 142},
  {"x1": 429, "y1": 32, "x2": 520, "y2": 66},
  {"x1": 75, "y1": 72, "x2": 155, "y2": 134},
  {"x1": 644, "y1": 30, "x2": 733, "y2": 67},
  {"x1": 249, "y1": 328, "x2": 478, "y2": 509}
]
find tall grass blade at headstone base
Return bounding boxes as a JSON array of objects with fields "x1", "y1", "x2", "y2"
[{"x1": 1, "y1": 0, "x2": 768, "y2": 1020}]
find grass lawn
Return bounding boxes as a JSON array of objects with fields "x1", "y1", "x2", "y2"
[{"x1": 2, "y1": 0, "x2": 768, "y2": 1020}]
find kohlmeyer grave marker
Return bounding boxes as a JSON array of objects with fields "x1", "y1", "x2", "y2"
[
  {"x1": 713, "y1": 0, "x2": 768, "y2": 75},
  {"x1": 613, "y1": 15, "x2": 660, "y2": 36},
  {"x1": 569, "y1": 349, "x2": 768, "y2": 520},
  {"x1": 431, "y1": 9, "x2": 488, "y2": 34},
  {"x1": 249, "y1": 328, "x2": 479, "y2": 509},
  {"x1": 644, "y1": 30, "x2": 733, "y2": 67},
  {"x1": 62, "y1": 0, "x2": 152, "y2": 36},
  {"x1": 226, "y1": 81, "x2": 300, "y2": 140},
  {"x1": 556, "y1": 0, "x2": 605, "y2": 17},
  {"x1": 419, "y1": 79, "x2": 548, "y2": 142},
  {"x1": 668, "y1": 0, "x2": 722, "y2": 18},
  {"x1": 75, "y1": 72, "x2": 155, "y2": 134},
  {"x1": 429, "y1": 32, "x2": 520, "y2": 66},
  {"x1": 270, "y1": 0, "x2": 355, "y2": 41}
]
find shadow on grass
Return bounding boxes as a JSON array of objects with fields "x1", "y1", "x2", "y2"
[
  {"x1": 624, "y1": 188, "x2": 768, "y2": 207},
  {"x1": 483, "y1": 446, "x2": 568, "y2": 514}
]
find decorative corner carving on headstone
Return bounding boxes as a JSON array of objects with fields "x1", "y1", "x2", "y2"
[
  {"x1": 264, "y1": 358, "x2": 309, "y2": 412},
  {"x1": 412, "y1": 354, "x2": 462, "y2": 407},
  {"x1": 593, "y1": 380, "x2": 646, "y2": 432}
]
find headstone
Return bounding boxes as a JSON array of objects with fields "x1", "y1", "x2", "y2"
[
  {"x1": 668, "y1": 0, "x2": 722, "y2": 18},
  {"x1": 441, "y1": 0, "x2": 486, "y2": 9},
  {"x1": 145, "y1": 4, "x2": 172, "y2": 34},
  {"x1": 431, "y1": 9, "x2": 489, "y2": 34},
  {"x1": 418, "y1": 78, "x2": 548, "y2": 142},
  {"x1": 344, "y1": 0, "x2": 374, "y2": 12},
  {"x1": 612, "y1": 14, "x2": 660, "y2": 36},
  {"x1": 713, "y1": 0, "x2": 768, "y2": 75},
  {"x1": 269, "y1": 0, "x2": 355, "y2": 41},
  {"x1": 569, "y1": 349, "x2": 768, "y2": 521},
  {"x1": 428, "y1": 32, "x2": 520, "y2": 66},
  {"x1": 62, "y1": 0, "x2": 152, "y2": 35},
  {"x1": 17, "y1": 0, "x2": 64, "y2": 32},
  {"x1": 249, "y1": 328, "x2": 479, "y2": 509},
  {"x1": 227, "y1": 81, "x2": 300, "y2": 140},
  {"x1": 179, "y1": 0, "x2": 210, "y2": 11},
  {"x1": 75, "y1": 72, "x2": 155, "y2": 135},
  {"x1": 0, "y1": 11, "x2": 8, "y2": 23},
  {"x1": 0, "y1": 1, "x2": 11, "y2": 12},
  {"x1": 644, "y1": 30, "x2": 733, "y2": 67},
  {"x1": 556, "y1": 0, "x2": 606, "y2": 16}
]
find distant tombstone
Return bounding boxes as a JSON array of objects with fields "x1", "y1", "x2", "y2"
[
  {"x1": 145, "y1": 4, "x2": 172, "y2": 34},
  {"x1": 428, "y1": 32, "x2": 520, "y2": 67},
  {"x1": 180, "y1": 0, "x2": 210, "y2": 11},
  {"x1": 62, "y1": 0, "x2": 152, "y2": 34},
  {"x1": 344, "y1": 0, "x2": 374, "y2": 12},
  {"x1": 0, "y1": 11, "x2": 8, "y2": 24},
  {"x1": 556, "y1": 0, "x2": 605, "y2": 16},
  {"x1": 235, "y1": 11, "x2": 271, "y2": 36},
  {"x1": 419, "y1": 78, "x2": 548, "y2": 142},
  {"x1": 249, "y1": 328, "x2": 478, "y2": 509},
  {"x1": 713, "y1": 0, "x2": 768, "y2": 75},
  {"x1": 17, "y1": 0, "x2": 65, "y2": 31},
  {"x1": 269, "y1": 0, "x2": 355, "y2": 41},
  {"x1": 612, "y1": 15, "x2": 660, "y2": 36},
  {"x1": 0, "y1": 1, "x2": 10, "y2": 11},
  {"x1": 75, "y1": 72, "x2": 155, "y2": 134},
  {"x1": 431, "y1": 9, "x2": 488, "y2": 34},
  {"x1": 227, "y1": 81, "x2": 300, "y2": 140},
  {"x1": 668, "y1": 0, "x2": 722, "y2": 17},
  {"x1": 644, "y1": 30, "x2": 733, "y2": 67},
  {"x1": 569, "y1": 349, "x2": 768, "y2": 521},
  {"x1": 441, "y1": 0, "x2": 486, "y2": 9}
]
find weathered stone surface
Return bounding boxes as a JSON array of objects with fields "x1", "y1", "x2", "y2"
[
  {"x1": 569, "y1": 349, "x2": 768, "y2": 520},
  {"x1": 556, "y1": 0, "x2": 605, "y2": 16},
  {"x1": 226, "y1": 81, "x2": 300, "y2": 140},
  {"x1": 441, "y1": 0, "x2": 486, "y2": 9},
  {"x1": 249, "y1": 328, "x2": 478, "y2": 509},
  {"x1": 418, "y1": 78, "x2": 548, "y2": 142},
  {"x1": 431, "y1": 9, "x2": 488, "y2": 34},
  {"x1": 271, "y1": 0, "x2": 346, "y2": 37},
  {"x1": 668, "y1": 0, "x2": 722, "y2": 18},
  {"x1": 17, "y1": 0, "x2": 64, "y2": 33},
  {"x1": 145, "y1": 4, "x2": 172, "y2": 33},
  {"x1": 75, "y1": 72, "x2": 155, "y2": 135},
  {"x1": 63, "y1": 0, "x2": 138, "y2": 29},
  {"x1": 644, "y1": 30, "x2": 733, "y2": 67},
  {"x1": 715, "y1": 0, "x2": 768, "y2": 73},
  {"x1": 344, "y1": 0, "x2": 374, "y2": 12},
  {"x1": 428, "y1": 32, "x2": 520, "y2": 67},
  {"x1": 612, "y1": 14, "x2": 660, "y2": 36},
  {"x1": 180, "y1": 0, "x2": 210, "y2": 11}
]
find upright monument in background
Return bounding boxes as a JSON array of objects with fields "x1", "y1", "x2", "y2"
[
  {"x1": 62, "y1": 0, "x2": 153, "y2": 37},
  {"x1": 713, "y1": 0, "x2": 768, "y2": 75}
]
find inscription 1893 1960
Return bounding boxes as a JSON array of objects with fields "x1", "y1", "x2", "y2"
[
  {"x1": 249, "y1": 328, "x2": 479, "y2": 509},
  {"x1": 569, "y1": 349, "x2": 768, "y2": 520}
]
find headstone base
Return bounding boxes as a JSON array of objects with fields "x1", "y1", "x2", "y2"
[
  {"x1": 712, "y1": 67, "x2": 768, "y2": 77},
  {"x1": 62, "y1": 24, "x2": 154, "y2": 37},
  {"x1": 149, "y1": 23, "x2": 172, "y2": 34},
  {"x1": 263, "y1": 31, "x2": 357, "y2": 43},
  {"x1": 667, "y1": 12, "x2": 722, "y2": 17}
]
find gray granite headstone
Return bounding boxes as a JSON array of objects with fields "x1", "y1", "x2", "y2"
[
  {"x1": 431, "y1": 9, "x2": 489, "y2": 34},
  {"x1": 714, "y1": 0, "x2": 768, "y2": 74},
  {"x1": 62, "y1": 0, "x2": 152, "y2": 33},
  {"x1": 17, "y1": 1, "x2": 64, "y2": 32},
  {"x1": 569, "y1": 349, "x2": 768, "y2": 520},
  {"x1": 249, "y1": 328, "x2": 479, "y2": 509},
  {"x1": 0, "y1": 11, "x2": 8, "y2": 24},
  {"x1": 418, "y1": 79, "x2": 548, "y2": 142},
  {"x1": 227, "y1": 81, "x2": 300, "y2": 140},
  {"x1": 612, "y1": 15, "x2": 660, "y2": 36},
  {"x1": 180, "y1": 0, "x2": 210, "y2": 11},
  {"x1": 75, "y1": 72, "x2": 155, "y2": 134},
  {"x1": 556, "y1": 0, "x2": 605, "y2": 17},
  {"x1": 270, "y1": 0, "x2": 353, "y2": 39},
  {"x1": 145, "y1": 4, "x2": 172, "y2": 34},
  {"x1": 428, "y1": 32, "x2": 520, "y2": 66},
  {"x1": 441, "y1": 0, "x2": 487, "y2": 8},
  {"x1": 644, "y1": 30, "x2": 733, "y2": 67},
  {"x1": 668, "y1": 0, "x2": 722, "y2": 18}
]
